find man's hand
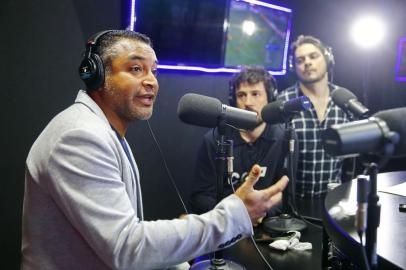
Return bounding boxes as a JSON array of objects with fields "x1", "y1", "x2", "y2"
[{"x1": 235, "y1": 164, "x2": 289, "y2": 224}]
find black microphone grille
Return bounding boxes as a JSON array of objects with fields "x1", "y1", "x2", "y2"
[
  {"x1": 374, "y1": 107, "x2": 406, "y2": 157},
  {"x1": 331, "y1": 88, "x2": 357, "y2": 106},
  {"x1": 177, "y1": 93, "x2": 222, "y2": 128},
  {"x1": 261, "y1": 100, "x2": 284, "y2": 125}
]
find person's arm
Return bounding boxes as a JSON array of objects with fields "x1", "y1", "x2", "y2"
[{"x1": 46, "y1": 128, "x2": 259, "y2": 270}]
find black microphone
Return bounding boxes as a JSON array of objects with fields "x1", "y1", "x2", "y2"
[
  {"x1": 332, "y1": 88, "x2": 370, "y2": 119},
  {"x1": 322, "y1": 107, "x2": 406, "y2": 157},
  {"x1": 177, "y1": 93, "x2": 258, "y2": 130},
  {"x1": 261, "y1": 96, "x2": 311, "y2": 125}
]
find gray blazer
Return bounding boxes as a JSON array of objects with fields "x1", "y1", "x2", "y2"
[{"x1": 21, "y1": 90, "x2": 253, "y2": 270}]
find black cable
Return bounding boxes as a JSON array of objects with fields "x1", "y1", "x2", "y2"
[
  {"x1": 229, "y1": 176, "x2": 274, "y2": 270},
  {"x1": 146, "y1": 120, "x2": 276, "y2": 268},
  {"x1": 358, "y1": 231, "x2": 372, "y2": 270},
  {"x1": 146, "y1": 120, "x2": 189, "y2": 214},
  {"x1": 287, "y1": 200, "x2": 323, "y2": 229}
]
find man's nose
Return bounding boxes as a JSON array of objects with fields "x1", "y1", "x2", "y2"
[
  {"x1": 304, "y1": 57, "x2": 312, "y2": 66},
  {"x1": 143, "y1": 72, "x2": 159, "y2": 92},
  {"x1": 244, "y1": 95, "x2": 254, "y2": 106}
]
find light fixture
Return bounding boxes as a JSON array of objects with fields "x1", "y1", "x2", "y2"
[{"x1": 351, "y1": 15, "x2": 385, "y2": 49}]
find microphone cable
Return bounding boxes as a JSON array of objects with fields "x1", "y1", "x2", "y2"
[
  {"x1": 229, "y1": 175, "x2": 275, "y2": 270},
  {"x1": 146, "y1": 120, "x2": 189, "y2": 214},
  {"x1": 358, "y1": 231, "x2": 372, "y2": 270},
  {"x1": 224, "y1": 136, "x2": 274, "y2": 270}
]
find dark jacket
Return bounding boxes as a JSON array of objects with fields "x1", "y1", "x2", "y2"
[{"x1": 190, "y1": 124, "x2": 288, "y2": 215}]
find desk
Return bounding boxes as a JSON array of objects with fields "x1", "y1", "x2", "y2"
[
  {"x1": 323, "y1": 171, "x2": 406, "y2": 270},
  {"x1": 221, "y1": 198, "x2": 325, "y2": 270}
]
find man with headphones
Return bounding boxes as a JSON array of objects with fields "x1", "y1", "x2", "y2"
[
  {"x1": 21, "y1": 30, "x2": 288, "y2": 270},
  {"x1": 277, "y1": 35, "x2": 350, "y2": 198},
  {"x1": 190, "y1": 66, "x2": 288, "y2": 216}
]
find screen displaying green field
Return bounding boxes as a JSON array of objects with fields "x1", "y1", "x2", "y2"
[{"x1": 225, "y1": 0, "x2": 291, "y2": 71}]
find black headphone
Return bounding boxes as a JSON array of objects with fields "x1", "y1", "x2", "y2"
[
  {"x1": 228, "y1": 70, "x2": 278, "y2": 107},
  {"x1": 288, "y1": 40, "x2": 335, "y2": 72},
  {"x1": 78, "y1": 30, "x2": 114, "y2": 90}
]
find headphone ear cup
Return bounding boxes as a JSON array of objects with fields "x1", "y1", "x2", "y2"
[
  {"x1": 288, "y1": 55, "x2": 294, "y2": 72},
  {"x1": 78, "y1": 53, "x2": 105, "y2": 90},
  {"x1": 228, "y1": 84, "x2": 236, "y2": 106},
  {"x1": 89, "y1": 53, "x2": 105, "y2": 90},
  {"x1": 269, "y1": 77, "x2": 278, "y2": 102},
  {"x1": 270, "y1": 88, "x2": 278, "y2": 102},
  {"x1": 327, "y1": 48, "x2": 335, "y2": 69}
]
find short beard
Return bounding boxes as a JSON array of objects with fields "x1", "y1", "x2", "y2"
[
  {"x1": 104, "y1": 79, "x2": 153, "y2": 122},
  {"x1": 298, "y1": 70, "x2": 328, "y2": 85}
]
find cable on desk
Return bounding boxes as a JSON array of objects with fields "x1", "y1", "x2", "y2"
[
  {"x1": 230, "y1": 177, "x2": 274, "y2": 270},
  {"x1": 249, "y1": 235, "x2": 274, "y2": 270},
  {"x1": 358, "y1": 231, "x2": 372, "y2": 270},
  {"x1": 288, "y1": 200, "x2": 323, "y2": 229}
]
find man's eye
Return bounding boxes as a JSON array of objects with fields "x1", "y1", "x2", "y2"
[
  {"x1": 131, "y1": 66, "x2": 142, "y2": 72},
  {"x1": 295, "y1": 58, "x2": 303, "y2": 64},
  {"x1": 310, "y1": 53, "x2": 320, "y2": 59}
]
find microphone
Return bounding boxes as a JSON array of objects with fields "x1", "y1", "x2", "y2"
[
  {"x1": 355, "y1": 176, "x2": 369, "y2": 233},
  {"x1": 331, "y1": 88, "x2": 370, "y2": 119},
  {"x1": 261, "y1": 96, "x2": 311, "y2": 125},
  {"x1": 177, "y1": 93, "x2": 258, "y2": 130},
  {"x1": 226, "y1": 140, "x2": 234, "y2": 177},
  {"x1": 322, "y1": 107, "x2": 406, "y2": 157}
]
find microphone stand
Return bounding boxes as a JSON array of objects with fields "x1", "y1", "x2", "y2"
[
  {"x1": 190, "y1": 115, "x2": 245, "y2": 270},
  {"x1": 262, "y1": 121, "x2": 307, "y2": 232},
  {"x1": 363, "y1": 162, "x2": 379, "y2": 270},
  {"x1": 360, "y1": 130, "x2": 398, "y2": 270}
]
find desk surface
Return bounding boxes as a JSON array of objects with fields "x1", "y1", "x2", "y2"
[
  {"x1": 323, "y1": 171, "x2": 406, "y2": 270},
  {"x1": 221, "y1": 198, "x2": 324, "y2": 270}
]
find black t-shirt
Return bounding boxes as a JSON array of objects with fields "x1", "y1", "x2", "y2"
[{"x1": 190, "y1": 124, "x2": 288, "y2": 215}]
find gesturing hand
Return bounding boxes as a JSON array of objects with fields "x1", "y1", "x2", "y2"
[{"x1": 235, "y1": 164, "x2": 289, "y2": 224}]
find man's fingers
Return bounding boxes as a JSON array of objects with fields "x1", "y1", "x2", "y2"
[
  {"x1": 244, "y1": 164, "x2": 262, "y2": 187},
  {"x1": 264, "y1": 175, "x2": 289, "y2": 199},
  {"x1": 269, "y1": 190, "x2": 283, "y2": 207}
]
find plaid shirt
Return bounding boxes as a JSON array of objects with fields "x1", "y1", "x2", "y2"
[{"x1": 277, "y1": 84, "x2": 349, "y2": 198}]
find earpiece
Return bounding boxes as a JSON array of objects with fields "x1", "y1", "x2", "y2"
[{"x1": 78, "y1": 30, "x2": 114, "y2": 90}]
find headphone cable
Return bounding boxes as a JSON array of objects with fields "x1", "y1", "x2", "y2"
[{"x1": 146, "y1": 120, "x2": 189, "y2": 215}]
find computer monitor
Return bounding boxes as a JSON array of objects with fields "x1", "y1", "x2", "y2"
[{"x1": 131, "y1": 0, "x2": 292, "y2": 74}]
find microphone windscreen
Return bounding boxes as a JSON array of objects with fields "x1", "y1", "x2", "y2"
[
  {"x1": 374, "y1": 107, "x2": 406, "y2": 157},
  {"x1": 261, "y1": 100, "x2": 284, "y2": 125},
  {"x1": 177, "y1": 93, "x2": 222, "y2": 128},
  {"x1": 331, "y1": 88, "x2": 357, "y2": 106}
]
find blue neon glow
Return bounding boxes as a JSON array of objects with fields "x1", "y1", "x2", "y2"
[
  {"x1": 395, "y1": 37, "x2": 406, "y2": 82},
  {"x1": 239, "y1": 0, "x2": 291, "y2": 13},
  {"x1": 130, "y1": 0, "x2": 292, "y2": 75},
  {"x1": 129, "y1": 0, "x2": 136, "y2": 31},
  {"x1": 157, "y1": 64, "x2": 287, "y2": 75}
]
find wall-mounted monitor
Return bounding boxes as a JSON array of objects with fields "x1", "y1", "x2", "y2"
[{"x1": 131, "y1": 0, "x2": 292, "y2": 74}]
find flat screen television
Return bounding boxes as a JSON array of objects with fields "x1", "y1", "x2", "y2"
[{"x1": 132, "y1": 0, "x2": 292, "y2": 74}]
